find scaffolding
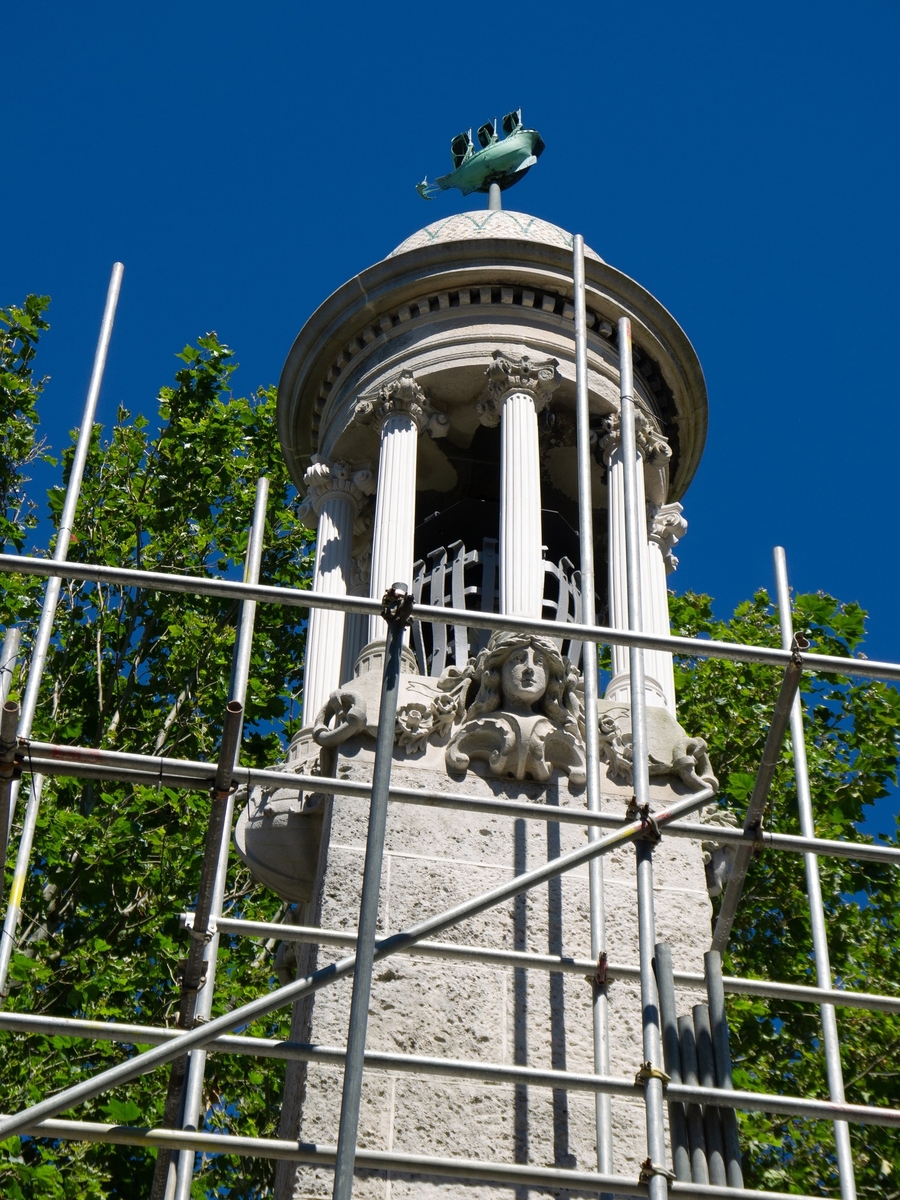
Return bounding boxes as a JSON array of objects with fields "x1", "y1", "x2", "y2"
[{"x1": 0, "y1": 257, "x2": 897, "y2": 1200}]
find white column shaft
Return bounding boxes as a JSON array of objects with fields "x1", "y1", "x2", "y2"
[
  {"x1": 302, "y1": 493, "x2": 355, "y2": 725},
  {"x1": 499, "y1": 391, "x2": 544, "y2": 618},
  {"x1": 645, "y1": 539, "x2": 676, "y2": 711},
  {"x1": 368, "y1": 413, "x2": 418, "y2": 642},
  {"x1": 606, "y1": 446, "x2": 665, "y2": 707}
]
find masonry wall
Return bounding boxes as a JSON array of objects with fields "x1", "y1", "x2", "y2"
[{"x1": 283, "y1": 748, "x2": 712, "y2": 1200}]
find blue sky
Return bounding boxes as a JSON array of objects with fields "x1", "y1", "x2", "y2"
[{"x1": 5, "y1": 1, "x2": 900, "y2": 670}]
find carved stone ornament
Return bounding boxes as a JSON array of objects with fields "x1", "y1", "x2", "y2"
[
  {"x1": 597, "y1": 705, "x2": 718, "y2": 794},
  {"x1": 477, "y1": 350, "x2": 561, "y2": 427},
  {"x1": 445, "y1": 632, "x2": 586, "y2": 784},
  {"x1": 298, "y1": 456, "x2": 375, "y2": 528},
  {"x1": 648, "y1": 502, "x2": 688, "y2": 573},
  {"x1": 354, "y1": 370, "x2": 449, "y2": 439},
  {"x1": 310, "y1": 637, "x2": 718, "y2": 795},
  {"x1": 699, "y1": 802, "x2": 740, "y2": 896},
  {"x1": 599, "y1": 409, "x2": 672, "y2": 467}
]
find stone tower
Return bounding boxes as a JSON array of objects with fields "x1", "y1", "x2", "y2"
[{"x1": 236, "y1": 207, "x2": 718, "y2": 1198}]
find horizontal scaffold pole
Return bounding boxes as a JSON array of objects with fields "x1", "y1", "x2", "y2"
[
  {"x1": 1, "y1": 552, "x2": 899, "y2": 683},
  {"x1": 19, "y1": 742, "x2": 900, "y2": 869},
  {"x1": 4, "y1": 1117, "x2": 893, "y2": 1200},
  {"x1": 176, "y1": 915, "x2": 900, "y2": 1016}
]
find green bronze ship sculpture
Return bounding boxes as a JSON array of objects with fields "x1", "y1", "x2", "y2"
[{"x1": 416, "y1": 108, "x2": 545, "y2": 200}]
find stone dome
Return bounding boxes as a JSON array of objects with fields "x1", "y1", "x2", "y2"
[{"x1": 389, "y1": 209, "x2": 603, "y2": 261}]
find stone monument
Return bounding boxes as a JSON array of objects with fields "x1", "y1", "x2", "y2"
[{"x1": 235, "y1": 132, "x2": 722, "y2": 1197}]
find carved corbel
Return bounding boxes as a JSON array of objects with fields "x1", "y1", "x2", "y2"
[
  {"x1": 648, "y1": 502, "x2": 687, "y2": 573},
  {"x1": 354, "y1": 370, "x2": 449, "y2": 440},
  {"x1": 476, "y1": 350, "x2": 561, "y2": 427}
]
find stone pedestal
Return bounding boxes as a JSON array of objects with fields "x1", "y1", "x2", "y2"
[{"x1": 286, "y1": 759, "x2": 712, "y2": 1200}]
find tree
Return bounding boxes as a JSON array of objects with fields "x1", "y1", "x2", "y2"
[
  {"x1": 0, "y1": 308, "x2": 313, "y2": 1198},
  {"x1": 672, "y1": 590, "x2": 900, "y2": 1197}
]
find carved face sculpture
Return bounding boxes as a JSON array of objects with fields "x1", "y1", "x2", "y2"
[{"x1": 500, "y1": 645, "x2": 549, "y2": 709}]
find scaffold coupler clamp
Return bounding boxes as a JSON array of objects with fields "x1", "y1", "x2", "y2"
[
  {"x1": 381, "y1": 582, "x2": 414, "y2": 627},
  {"x1": 635, "y1": 1061, "x2": 670, "y2": 1087},
  {"x1": 626, "y1": 796, "x2": 661, "y2": 844},
  {"x1": 639, "y1": 1157, "x2": 676, "y2": 1185},
  {"x1": 792, "y1": 630, "x2": 810, "y2": 658},
  {"x1": 587, "y1": 950, "x2": 609, "y2": 990}
]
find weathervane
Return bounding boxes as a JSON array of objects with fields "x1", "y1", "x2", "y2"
[{"x1": 416, "y1": 108, "x2": 545, "y2": 208}]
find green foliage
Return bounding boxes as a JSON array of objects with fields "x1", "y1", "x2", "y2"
[
  {"x1": 0, "y1": 330, "x2": 314, "y2": 1197},
  {"x1": 672, "y1": 589, "x2": 900, "y2": 1197},
  {"x1": 0, "y1": 296, "x2": 52, "y2": 553}
]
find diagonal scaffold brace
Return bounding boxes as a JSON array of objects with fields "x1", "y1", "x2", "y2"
[{"x1": 710, "y1": 631, "x2": 808, "y2": 954}]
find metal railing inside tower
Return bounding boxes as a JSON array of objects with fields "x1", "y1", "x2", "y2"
[{"x1": 0, "y1": 256, "x2": 896, "y2": 1200}]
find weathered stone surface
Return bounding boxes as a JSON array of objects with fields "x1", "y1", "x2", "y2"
[{"x1": 286, "y1": 755, "x2": 713, "y2": 1199}]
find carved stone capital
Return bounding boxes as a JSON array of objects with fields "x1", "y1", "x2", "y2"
[
  {"x1": 477, "y1": 350, "x2": 561, "y2": 427},
  {"x1": 599, "y1": 409, "x2": 672, "y2": 467},
  {"x1": 648, "y1": 502, "x2": 687, "y2": 573},
  {"x1": 354, "y1": 370, "x2": 449, "y2": 439},
  {"x1": 298, "y1": 456, "x2": 375, "y2": 528}
]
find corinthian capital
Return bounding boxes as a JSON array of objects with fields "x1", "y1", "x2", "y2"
[
  {"x1": 648, "y1": 502, "x2": 687, "y2": 573},
  {"x1": 477, "y1": 350, "x2": 561, "y2": 427},
  {"x1": 354, "y1": 370, "x2": 449, "y2": 439},
  {"x1": 298, "y1": 456, "x2": 375, "y2": 528},
  {"x1": 599, "y1": 409, "x2": 672, "y2": 466}
]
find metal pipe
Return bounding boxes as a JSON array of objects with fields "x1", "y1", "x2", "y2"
[
  {"x1": 0, "y1": 701, "x2": 20, "y2": 907},
  {"x1": 487, "y1": 181, "x2": 502, "y2": 211},
  {"x1": 183, "y1": 914, "x2": 900, "y2": 1014},
  {"x1": 773, "y1": 546, "x2": 857, "y2": 1200},
  {"x1": 1, "y1": 1008, "x2": 898, "y2": 1129},
  {"x1": 575, "y1": 232, "x2": 613, "y2": 1189},
  {"x1": 0, "y1": 785, "x2": 713, "y2": 1143},
  {"x1": 332, "y1": 585, "x2": 410, "y2": 1200},
  {"x1": 655, "y1": 943, "x2": 691, "y2": 1182},
  {"x1": 619, "y1": 315, "x2": 669, "y2": 1199},
  {"x1": 692, "y1": 1004, "x2": 726, "y2": 1185},
  {"x1": 0, "y1": 263, "x2": 124, "y2": 1002},
  {"x1": 711, "y1": 651, "x2": 805, "y2": 953},
  {"x1": 677, "y1": 1014, "x2": 709, "y2": 1183},
  {"x1": 2, "y1": 1116, "x2": 840, "y2": 1200},
  {"x1": 168, "y1": 477, "x2": 269, "y2": 1200},
  {"x1": 704, "y1": 950, "x2": 744, "y2": 1187},
  {"x1": 20, "y1": 741, "x2": 900, "y2": 867},
  {"x1": 3, "y1": 552, "x2": 900, "y2": 684},
  {"x1": 0, "y1": 627, "x2": 21, "y2": 707},
  {"x1": 152, "y1": 700, "x2": 244, "y2": 1198}
]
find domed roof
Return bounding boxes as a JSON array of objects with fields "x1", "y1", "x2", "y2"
[{"x1": 389, "y1": 209, "x2": 603, "y2": 261}]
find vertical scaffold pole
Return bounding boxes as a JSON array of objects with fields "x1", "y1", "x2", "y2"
[
  {"x1": 573, "y1": 235, "x2": 613, "y2": 1194},
  {"x1": 169, "y1": 477, "x2": 270, "y2": 1200},
  {"x1": 0, "y1": 263, "x2": 124, "y2": 1002},
  {"x1": 0, "y1": 628, "x2": 21, "y2": 709},
  {"x1": 618, "y1": 317, "x2": 668, "y2": 1198},
  {"x1": 332, "y1": 584, "x2": 412, "y2": 1200},
  {"x1": 773, "y1": 547, "x2": 857, "y2": 1200}
]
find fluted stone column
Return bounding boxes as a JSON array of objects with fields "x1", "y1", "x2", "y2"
[
  {"x1": 356, "y1": 371, "x2": 448, "y2": 644},
  {"x1": 299, "y1": 458, "x2": 374, "y2": 725},
  {"x1": 479, "y1": 351, "x2": 560, "y2": 618},
  {"x1": 646, "y1": 502, "x2": 687, "y2": 712},
  {"x1": 602, "y1": 411, "x2": 668, "y2": 708}
]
